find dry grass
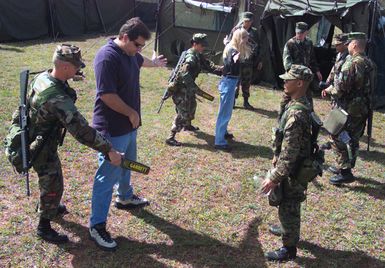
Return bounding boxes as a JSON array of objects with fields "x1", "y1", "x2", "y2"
[{"x1": 0, "y1": 35, "x2": 384, "y2": 267}]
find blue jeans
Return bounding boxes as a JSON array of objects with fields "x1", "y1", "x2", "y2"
[
  {"x1": 215, "y1": 77, "x2": 239, "y2": 146},
  {"x1": 90, "y1": 130, "x2": 137, "y2": 227}
]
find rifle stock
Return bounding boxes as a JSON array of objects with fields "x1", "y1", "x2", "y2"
[{"x1": 19, "y1": 70, "x2": 30, "y2": 196}]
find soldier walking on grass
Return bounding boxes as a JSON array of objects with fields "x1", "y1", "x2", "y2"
[{"x1": 165, "y1": 33, "x2": 222, "y2": 146}]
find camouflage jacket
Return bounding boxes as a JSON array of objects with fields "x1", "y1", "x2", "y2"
[
  {"x1": 175, "y1": 48, "x2": 221, "y2": 94},
  {"x1": 271, "y1": 96, "x2": 312, "y2": 183},
  {"x1": 326, "y1": 50, "x2": 349, "y2": 86},
  {"x1": 332, "y1": 52, "x2": 375, "y2": 112},
  {"x1": 27, "y1": 71, "x2": 111, "y2": 154},
  {"x1": 283, "y1": 37, "x2": 319, "y2": 73},
  {"x1": 227, "y1": 24, "x2": 261, "y2": 63}
]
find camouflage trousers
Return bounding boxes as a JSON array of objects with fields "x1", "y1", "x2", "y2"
[
  {"x1": 170, "y1": 91, "x2": 197, "y2": 133},
  {"x1": 235, "y1": 63, "x2": 253, "y2": 99},
  {"x1": 331, "y1": 113, "x2": 367, "y2": 169},
  {"x1": 32, "y1": 141, "x2": 63, "y2": 220},
  {"x1": 279, "y1": 200, "x2": 301, "y2": 247},
  {"x1": 278, "y1": 177, "x2": 307, "y2": 247}
]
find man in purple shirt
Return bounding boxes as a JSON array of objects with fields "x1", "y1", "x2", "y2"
[{"x1": 90, "y1": 17, "x2": 166, "y2": 250}]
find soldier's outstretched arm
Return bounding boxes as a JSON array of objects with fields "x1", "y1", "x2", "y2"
[{"x1": 46, "y1": 96, "x2": 112, "y2": 154}]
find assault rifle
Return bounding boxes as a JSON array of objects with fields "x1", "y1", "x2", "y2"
[
  {"x1": 157, "y1": 51, "x2": 215, "y2": 113},
  {"x1": 19, "y1": 70, "x2": 30, "y2": 196},
  {"x1": 157, "y1": 51, "x2": 187, "y2": 113}
]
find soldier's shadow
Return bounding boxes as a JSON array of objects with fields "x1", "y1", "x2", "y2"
[
  {"x1": 358, "y1": 149, "x2": 385, "y2": 166},
  {"x1": 297, "y1": 241, "x2": 385, "y2": 267},
  {"x1": 183, "y1": 131, "x2": 273, "y2": 159},
  {"x1": 343, "y1": 176, "x2": 385, "y2": 201},
  {"x1": 234, "y1": 106, "x2": 278, "y2": 119},
  {"x1": 54, "y1": 210, "x2": 267, "y2": 267}
]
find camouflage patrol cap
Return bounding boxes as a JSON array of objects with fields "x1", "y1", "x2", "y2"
[
  {"x1": 279, "y1": 64, "x2": 313, "y2": 81},
  {"x1": 345, "y1": 32, "x2": 367, "y2": 44},
  {"x1": 192, "y1": 33, "x2": 209, "y2": 47},
  {"x1": 54, "y1": 44, "x2": 85, "y2": 68},
  {"x1": 332, "y1": 33, "x2": 348, "y2": 45},
  {"x1": 241, "y1": 12, "x2": 254, "y2": 21},
  {"x1": 295, "y1": 22, "x2": 309, "y2": 33}
]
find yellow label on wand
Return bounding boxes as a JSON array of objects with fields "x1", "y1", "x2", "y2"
[{"x1": 121, "y1": 159, "x2": 150, "y2": 174}]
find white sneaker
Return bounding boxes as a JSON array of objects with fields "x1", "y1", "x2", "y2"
[
  {"x1": 89, "y1": 223, "x2": 117, "y2": 251},
  {"x1": 115, "y1": 195, "x2": 149, "y2": 209}
]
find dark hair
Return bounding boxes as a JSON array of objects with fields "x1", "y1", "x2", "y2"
[{"x1": 119, "y1": 17, "x2": 151, "y2": 41}]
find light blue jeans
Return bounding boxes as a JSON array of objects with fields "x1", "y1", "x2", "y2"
[
  {"x1": 90, "y1": 130, "x2": 137, "y2": 227},
  {"x1": 215, "y1": 76, "x2": 239, "y2": 146}
]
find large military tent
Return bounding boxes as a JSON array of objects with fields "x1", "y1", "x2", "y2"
[
  {"x1": 155, "y1": 0, "x2": 248, "y2": 64},
  {"x1": 260, "y1": 0, "x2": 385, "y2": 108},
  {"x1": 0, "y1": 0, "x2": 157, "y2": 42}
]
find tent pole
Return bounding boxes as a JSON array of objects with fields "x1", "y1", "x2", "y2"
[
  {"x1": 95, "y1": 0, "x2": 107, "y2": 33},
  {"x1": 48, "y1": 0, "x2": 56, "y2": 41}
]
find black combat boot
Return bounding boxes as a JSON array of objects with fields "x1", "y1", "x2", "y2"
[
  {"x1": 224, "y1": 132, "x2": 234, "y2": 140},
  {"x1": 165, "y1": 132, "x2": 181, "y2": 146},
  {"x1": 184, "y1": 125, "x2": 199, "y2": 131},
  {"x1": 265, "y1": 246, "x2": 297, "y2": 262},
  {"x1": 329, "y1": 168, "x2": 355, "y2": 185},
  {"x1": 243, "y1": 97, "x2": 254, "y2": 110},
  {"x1": 268, "y1": 224, "x2": 282, "y2": 236},
  {"x1": 327, "y1": 166, "x2": 340, "y2": 174},
  {"x1": 37, "y1": 217, "x2": 69, "y2": 244},
  {"x1": 57, "y1": 203, "x2": 68, "y2": 216}
]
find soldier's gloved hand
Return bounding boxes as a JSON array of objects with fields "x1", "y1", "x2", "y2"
[{"x1": 108, "y1": 149, "x2": 123, "y2": 166}]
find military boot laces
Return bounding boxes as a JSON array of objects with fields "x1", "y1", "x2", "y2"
[{"x1": 265, "y1": 246, "x2": 297, "y2": 262}]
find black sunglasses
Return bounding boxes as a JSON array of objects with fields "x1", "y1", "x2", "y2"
[{"x1": 133, "y1": 41, "x2": 145, "y2": 48}]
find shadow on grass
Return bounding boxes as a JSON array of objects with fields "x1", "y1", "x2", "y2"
[
  {"x1": 234, "y1": 106, "x2": 278, "y2": 119},
  {"x1": 344, "y1": 176, "x2": 385, "y2": 201},
  {"x1": 54, "y1": 211, "x2": 267, "y2": 267},
  {"x1": 358, "y1": 149, "x2": 385, "y2": 166},
  {"x1": 0, "y1": 46, "x2": 24, "y2": 52},
  {"x1": 297, "y1": 241, "x2": 385, "y2": 267},
  {"x1": 184, "y1": 131, "x2": 273, "y2": 159}
]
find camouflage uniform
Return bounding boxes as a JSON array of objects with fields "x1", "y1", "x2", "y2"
[
  {"x1": 270, "y1": 65, "x2": 313, "y2": 249},
  {"x1": 280, "y1": 23, "x2": 320, "y2": 116},
  {"x1": 329, "y1": 48, "x2": 375, "y2": 170},
  {"x1": 167, "y1": 36, "x2": 221, "y2": 143},
  {"x1": 27, "y1": 71, "x2": 111, "y2": 220},
  {"x1": 226, "y1": 12, "x2": 261, "y2": 105},
  {"x1": 326, "y1": 34, "x2": 350, "y2": 107}
]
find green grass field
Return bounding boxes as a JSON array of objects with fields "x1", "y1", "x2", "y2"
[{"x1": 0, "y1": 35, "x2": 384, "y2": 267}]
